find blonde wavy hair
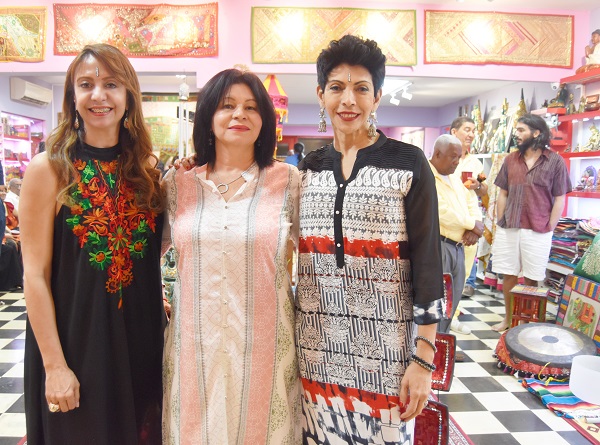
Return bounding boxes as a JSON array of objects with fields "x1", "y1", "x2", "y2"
[{"x1": 47, "y1": 43, "x2": 163, "y2": 212}]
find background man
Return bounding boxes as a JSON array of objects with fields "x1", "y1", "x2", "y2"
[
  {"x1": 491, "y1": 114, "x2": 571, "y2": 331},
  {"x1": 450, "y1": 117, "x2": 488, "y2": 300},
  {"x1": 429, "y1": 135, "x2": 484, "y2": 335},
  {"x1": 4, "y1": 178, "x2": 21, "y2": 213}
]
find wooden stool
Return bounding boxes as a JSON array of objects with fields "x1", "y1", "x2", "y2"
[{"x1": 510, "y1": 285, "x2": 548, "y2": 327}]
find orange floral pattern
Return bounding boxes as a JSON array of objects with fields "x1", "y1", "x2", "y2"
[{"x1": 66, "y1": 157, "x2": 157, "y2": 306}]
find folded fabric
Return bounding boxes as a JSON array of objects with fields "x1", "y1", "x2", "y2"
[{"x1": 522, "y1": 378, "x2": 600, "y2": 419}]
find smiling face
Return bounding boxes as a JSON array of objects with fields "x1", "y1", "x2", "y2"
[
  {"x1": 212, "y1": 83, "x2": 262, "y2": 151},
  {"x1": 73, "y1": 55, "x2": 127, "y2": 146},
  {"x1": 317, "y1": 63, "x2": 381, "y2": 141},
  {"x1": 451, "y1": 122, "x2": 475, "y2": 155}
]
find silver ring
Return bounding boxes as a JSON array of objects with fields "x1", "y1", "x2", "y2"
[
  {"x1": 423, "y1": 400, "x2": 429, "y2": 408},
  {"x1": 48, "y1": 402, "x2": 60, "y2": 413}
]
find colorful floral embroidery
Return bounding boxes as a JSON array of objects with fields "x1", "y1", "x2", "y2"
[{"x1": 66, "y1": 157, "x2": 157, "y2": 306}]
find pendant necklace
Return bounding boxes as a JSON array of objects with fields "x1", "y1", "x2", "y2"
[{"x1": 212, "y1": 170, "x2": 243, "y2": 194}]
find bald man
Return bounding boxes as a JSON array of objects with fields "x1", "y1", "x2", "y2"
[{"x1": 429, "y1": 135, "x2": 484, "y2": 335}]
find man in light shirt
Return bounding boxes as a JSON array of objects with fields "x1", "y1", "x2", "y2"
[
  {"x1": 429, "y1": 135, "x2": 484, "y2": 336},
  {"x1": 4, "y1": 178, "x2": 21, "y2": 213}
]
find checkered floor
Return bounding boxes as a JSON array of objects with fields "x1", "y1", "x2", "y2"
[{"x1": 0, "y1": 284, "x2": 593, "y2": 444}]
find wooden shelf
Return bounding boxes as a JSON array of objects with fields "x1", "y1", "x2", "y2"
[
  {"x1": 560, "y1": 68, "x2": 600, "y2": 85},
  {"x1": 568, "y1": 191, "x2": 600, "y2": 199},
  {"x1": 558, "y1": 110, "x2": 600, "y2": 122},
  {"x1": 560, "y1": 151, "x2": 600, "y2": 159}
]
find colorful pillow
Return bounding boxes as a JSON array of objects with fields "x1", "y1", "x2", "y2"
[{"x1": 573, "y1": 232, "x2": 600, "y2": 283}]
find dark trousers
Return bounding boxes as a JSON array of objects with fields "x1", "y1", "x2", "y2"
[{"x1": 438, "y1": 240, "x2": 465, "y2": 333}]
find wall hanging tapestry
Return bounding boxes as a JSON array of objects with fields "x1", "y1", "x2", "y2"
[
  {"x1": 54, "y1": 3, "x2": 217, "y2": 57},
  {"x1": 0, "y1": 7, "x2": 46, "y2": 62},
  {"x1": 252, "y1": 7, "x2": 416, "y2": 66},
  {"x1": 425, "y1": 11, "x2": 573, "y2": 68}
]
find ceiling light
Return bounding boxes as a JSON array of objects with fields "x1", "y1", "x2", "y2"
[
  {"x1": 401, "y1": 89, "x2": 413, "y2": 100},
  {"x1": 382, "y1": 79, "x2": 412, "y2": 97},
  {"x1": 390, "y1": 93, "x2": 400, "y2": 106}
]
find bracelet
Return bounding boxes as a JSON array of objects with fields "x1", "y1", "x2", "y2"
[
  {"x1": 415, "y1": 336, "x2": 438, "y2": 353},
  {"x1": 410, "y1": 354, "x2": 436, "y2": 372}
]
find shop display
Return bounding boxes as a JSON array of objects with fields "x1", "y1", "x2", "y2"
[
  {"x1": 557, "y1": 274, "x2": 600, "y2": 353},
  {"x1": 0, "y1": 113, "x2": 44, "y2": 181}
]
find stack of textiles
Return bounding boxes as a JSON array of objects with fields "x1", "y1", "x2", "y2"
[
  {"x1": 522, "y1": 378, "x2": 600, "y2": 420},
  {"x1": 545, "y1": 218, "x2": 598, "y2": 302},
  {"x1": 545, "y1": 270, "x2": 567, "y2": 304},
  {"x1": 549, "y1": 218, "x2": 598, "y2": 272}
]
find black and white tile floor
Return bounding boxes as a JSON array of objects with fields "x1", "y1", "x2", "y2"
[{"x1": 0, "y1": 284, "x2": 594, "y2": 444}]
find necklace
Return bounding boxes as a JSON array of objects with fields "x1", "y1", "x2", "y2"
[{"x1": 212, "y1": 170, "x2": 243, "y2": 194}]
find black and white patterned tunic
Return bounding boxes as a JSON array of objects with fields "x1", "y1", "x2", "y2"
[{"x1": 296, "y1": 131, "x2": 444, "y2": 444}]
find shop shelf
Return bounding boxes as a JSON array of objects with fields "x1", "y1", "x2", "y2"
[
  {"x1": 558, "y1": 110, "x2": 600, "y2": 122},
  {"x1": 560, "y1": 69, "x2": 600, "y2": 85},
  {"x1": 567, "y1": 191, "x2": 600, "y2": 199}
]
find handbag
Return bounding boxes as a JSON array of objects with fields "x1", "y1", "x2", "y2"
[{"x1": 585, "y1": 94, "x2": 600, "y2": 112}]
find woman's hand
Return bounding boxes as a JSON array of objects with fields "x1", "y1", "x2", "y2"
[
  {"x1": 399, "y1": 361, "x2": 432, "y2": 422},
  {"x1": 45, "y1": 365, "x2": 80, "y2": 413},
  {"x1": 173, "y1": 155, "x2": 196, "y2": 171}
]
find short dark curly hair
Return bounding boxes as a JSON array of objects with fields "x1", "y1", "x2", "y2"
[{"x1": 316, "y1": 35, "x2": 386, "y2": 96}]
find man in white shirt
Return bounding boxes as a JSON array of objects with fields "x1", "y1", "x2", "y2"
[{"x1": 4, "y1": 178, "x2": 21, "y2": 213}]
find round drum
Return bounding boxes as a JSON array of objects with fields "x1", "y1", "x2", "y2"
[{"x1": 494, "y1": 323, "x2": 597, "y2": 379}]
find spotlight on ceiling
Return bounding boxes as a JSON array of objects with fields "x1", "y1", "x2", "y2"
[
  {"x1": 401, "y1": 89, "x2": 413, "y2": 101},
  {"x1": 390, "y1": 93, "x2": 400, "y2": 106}
]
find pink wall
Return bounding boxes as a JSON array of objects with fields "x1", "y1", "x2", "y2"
[{"x1": 1, "y1": 0, "x2": 592, "y2": 87}]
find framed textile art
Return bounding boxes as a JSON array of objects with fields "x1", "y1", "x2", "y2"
[
  {"x1": 54, "y1": 3, "x2": 217, "y2": 57},
  {"x1": 557, "y1": 274, "x2": 600, "y2": 353},
  {"x1": 424, "y1": 11, "x2": 573, "y2": 68},
  {"x1": 0, "y1": 7, "x2": 46, "y2": 62},
  {"x1": 251, "y1": 7, "x2": 416, "y2": 66}
]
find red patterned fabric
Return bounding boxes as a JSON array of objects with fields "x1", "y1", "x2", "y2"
[{"x1": 494, "y1": 331, "x2": 571, "y2": 379}]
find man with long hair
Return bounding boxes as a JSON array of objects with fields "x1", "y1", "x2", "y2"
[{"x1": 491, "y1": 114, "x2": 571, "y2": 331}]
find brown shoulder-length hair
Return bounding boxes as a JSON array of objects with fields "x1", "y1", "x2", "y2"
[{"x1": 46, "y1": 43, "x2": 163, "y2": 212}]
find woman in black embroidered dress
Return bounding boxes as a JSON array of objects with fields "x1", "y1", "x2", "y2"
[
  {"x1": 20, "y1": 44, "x2": 164, "y2": 444},
  {"x1": 296, "y1": 35, "x2": 445, "y2": 444}
]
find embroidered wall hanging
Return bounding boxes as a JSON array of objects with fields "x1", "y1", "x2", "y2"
[
  {"x1": 425, "y1": 11, "x2": 573, "y2": 68},
  {"x1": 54, "y1": 3, "x2": 217, "y2": 57},
  {"x1": 0, "y1": 7, "x2": 46, "y2": 62},
  {"x1": 252, "y1": 7, "x2": 416, "y2": 66}
]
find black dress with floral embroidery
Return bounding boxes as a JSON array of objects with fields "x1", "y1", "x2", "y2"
[{"x1": 24, "y1": 142, "x2": 165, "y2": 445}]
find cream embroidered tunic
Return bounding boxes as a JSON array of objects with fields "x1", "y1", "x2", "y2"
[{"x1": 162, "y1": 162, "x2": 301, "y2": 445}]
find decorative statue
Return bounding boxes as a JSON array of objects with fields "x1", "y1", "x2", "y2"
[
  {"x1": 492, "y1": 98, "x2": 509, "y2": 153},
  {"x1": 576, "y1": 166, "x2": 597, "y2": 191},
  {"x1": 576, "y1": 29, "x2": 600, "y2": 74},
  {"x1": 578, "y1": 96, "x2": 587, "y2": 114},
  {"x1": 567, "y1": 93, "x2": 577, "y2": 114},
  {"x1": 471, "y1": 100, "x2": 484, "y2": 153},
  {"x1": 548, "y1": 84, "x2": 569, "y2": 108},
  {"x1": 585, "y1": 29, "x2": 600, "y2": 65},
  {"x1": 582, "y1": 123, "x2": 600, "y2": 152}
]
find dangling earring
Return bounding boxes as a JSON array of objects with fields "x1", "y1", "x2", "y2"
[
  {"x1": 367, "y1": 111, "x2": 377, "y2": 138},
  {"x1": 318, "y1": 108, "x2": 327, "y2": 133},
  {"x1": 208, "y1": 130, "x2": 214, "y2": 147},
  {"x1": 256, "y1": 139, "x2": 261, "y2": 148},
  {"x1": 74, "y1": 111, "x2": 80, "y2": 130},
  {"x1": 123, "y1": 110, "x2": 130, "y2": 129}
]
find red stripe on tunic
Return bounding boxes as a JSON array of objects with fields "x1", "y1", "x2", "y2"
[
  {"x1": 301, "y1": 378, "x2": 406, "y2": 418},
  {"x1": 299, "y1": 236, "x2": 409, "y2": 259}
]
